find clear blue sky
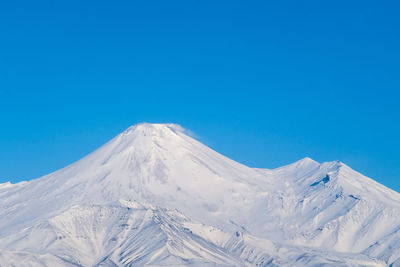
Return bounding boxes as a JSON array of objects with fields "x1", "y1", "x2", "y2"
[{"x1": 1, "y1": 1, "x2": 399, "y2": 191}]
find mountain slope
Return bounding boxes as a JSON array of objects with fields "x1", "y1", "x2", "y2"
[{"x1": 0, "y1": 123, "x2": 399, "y2": 266}]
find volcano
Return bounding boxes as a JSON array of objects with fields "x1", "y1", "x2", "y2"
[{"x1": 0, "y1": 123, "x2": 398, "y2": 266}]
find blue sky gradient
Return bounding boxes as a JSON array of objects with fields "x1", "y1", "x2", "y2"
[{"x1": 1, "y1": 1, "x2": 400, "y2": 191}]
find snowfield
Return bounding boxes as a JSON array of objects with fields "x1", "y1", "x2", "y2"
[{"x1": 0, "y1": 123, "x2": 399, "y2": 266}]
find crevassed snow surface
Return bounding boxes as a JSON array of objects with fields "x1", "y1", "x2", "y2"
[{"x1": 0, "y1": 123, "x2": 399, "y2": 266}]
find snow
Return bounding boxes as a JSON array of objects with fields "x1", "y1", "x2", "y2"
[{"x1": 0, "y1": 123, "x2": 398, "y2": 266}]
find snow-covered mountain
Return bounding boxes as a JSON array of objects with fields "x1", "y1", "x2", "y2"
[{"x1": 1, "y1": 123, "x2": 399, "y2": 266}]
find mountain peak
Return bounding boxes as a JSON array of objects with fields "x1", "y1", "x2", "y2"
[
  {"x1": 123, "y1": 123, "x2": 185, "y2": 135},
  {"x1": 114, "y1": 123, "x2": 189, "y2": 147},
  {"x1": 296, "y1": 157, "x2": 319, "y2": 166}
]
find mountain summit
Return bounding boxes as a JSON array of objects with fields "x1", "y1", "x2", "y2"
[{"x1": 0, "y1": 123, "x2": 399, "y2": 266}]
